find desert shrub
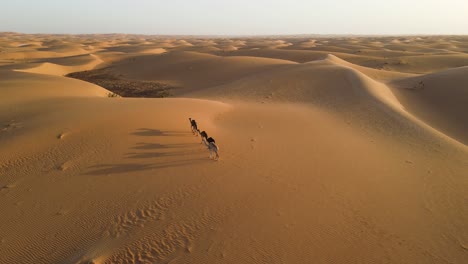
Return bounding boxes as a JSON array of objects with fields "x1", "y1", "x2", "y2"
[{"x1": 67, "y1": 69, "x2": 175, "y2": 98}]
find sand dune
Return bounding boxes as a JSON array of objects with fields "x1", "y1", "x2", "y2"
[
  {"x1": 187, "y1": 54, "x2": 465, "y2": 148},
  {"x1": 188, "y1": 55, "x2": 407, "y2": 108},
  {"x1": 378, "y1": 53, "x2": 468, "y2": 73},
  {"x1": 17, "y1": 54, "x2": 104, "y2": 76},
  {"x1": 102, "y1": 51, "x2": 296, "y2": 92},
  {"x1": 1, "y1": 34, "x2": 467, "y2": 264},
  {"x1": 391, "y1": 66, "x2": 468, "y2": 144},
  {"x1": 103, "y1": 45, "x2": 166, "y2": 54},
  {"x1": 0, "y1": 70, "x2": 110, "y2": 105},
  {"x1": 222, "y1": 48, "x2": 421, "y2": 80}
]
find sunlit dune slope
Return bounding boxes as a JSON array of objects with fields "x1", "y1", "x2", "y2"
[
  {"x1": 0, "y1": 70, "x2": 110, "y2": 105},
  {"x1": 100, "y1": 51, "x2": 297, "y2": 92}
]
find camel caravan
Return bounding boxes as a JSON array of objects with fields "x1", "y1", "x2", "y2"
[{"x1": 189, "y1": 118, "x2": 219, "y2": 160}]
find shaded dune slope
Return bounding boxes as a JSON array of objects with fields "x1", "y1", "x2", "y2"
[{"x1": 390, "y1": 66, "x2": 468, "y2": 145}]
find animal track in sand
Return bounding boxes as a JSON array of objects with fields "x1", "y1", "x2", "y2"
[
  {"x1": 0, "y1": 183, "x2": 16, "y2": 196},
  {"x1": 460, "y1": 242, "x2": 468, "y2": 250},
  {"x1": 57, "y1": 131, "x2": 69, "y2": 139},
  {"x1": 71, "y1": 200, "x2": 169, "y2": 264},
  {"x1": 250, "y1": 137, "x2": 257, "y2": 150},
  {"x1": 1, "y1": 183, "x2": 16, "y2": 190},
  {"x1": 103, "y1": 221, "x2": 199, "y2": 264},
  {"x1": 107, "y1": 201, "x2": 167, "y2": 238},
  {"x1": 57, "y1": 160, "x2": 72, "y2": 171},
  {"x1": 56, "y1": 208, "x2": 69, "y2": 216},
  {"x1": 76, "y1": 183, "x2": 222, "y2": 264},
  {"x1": 1, "y1": 120, "x2": 22, "y2": 132}
]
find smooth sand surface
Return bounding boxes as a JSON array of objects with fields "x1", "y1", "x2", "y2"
[{"x1": 1, "y1": 33, "x2": 467, "y2": 264}]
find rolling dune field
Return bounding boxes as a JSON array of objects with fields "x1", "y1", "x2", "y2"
[{"x1": 1, "y1": 33, "x2": 467, "y2": 264}]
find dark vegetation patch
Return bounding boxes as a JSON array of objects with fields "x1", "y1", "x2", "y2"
[{"x1": 66, "y1": 70, "x2": 174, "y2": 98}]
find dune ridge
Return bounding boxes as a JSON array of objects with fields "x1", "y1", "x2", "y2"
[
  {"x1": 186, "y1": 54, "x2": 466, "y2": 149},
  {"x1": 17, "y1": 54, "x2": 104, "y2": 76}
]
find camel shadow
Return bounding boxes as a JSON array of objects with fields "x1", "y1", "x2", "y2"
[
  {"x1": 126, "y1": 147, "x2": 203, "y2": 159},
  {"x1": 132, "y1": 128, "x2": 191, "y2": 137},
  {"x1": 85, "y1": 128, "x2": 209, "y2": 175},
  {"x1": 132, "y1": 142, "x2": 197, "y2": 150},
  {"x1": 125, "y1": 151, "x2": 191, "y2": 159},
  {"x1": 85, "y1": 159, "x2": 207, "y2": 175}
]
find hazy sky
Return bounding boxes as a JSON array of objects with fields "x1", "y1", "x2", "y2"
[{"x1": 2, "y1": 0, "x2": 468, "y2": 35}]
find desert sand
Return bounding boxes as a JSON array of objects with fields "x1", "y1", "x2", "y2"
[{"x1": 0, "y1": 33, "x2": 467, "y2": 264}]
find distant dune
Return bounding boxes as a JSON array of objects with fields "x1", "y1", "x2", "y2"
[{"x1": 0, "y1": 33, "x2": 467, "y2": 264}]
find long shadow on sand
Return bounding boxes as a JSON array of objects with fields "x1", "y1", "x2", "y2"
[
  {"x1": 132, "y1": 128, "x2": 192, "y2": 137},
  {"x1": 85, "y1": 159, "x2": 207, "y2": 175},
  {"x1": 85, "y1": 129, "x2": 208, "y2": 175},
  {"x1": 132, "y1": 142, "x2": 198, "y2": 150},
  {"x1": 125, "y1": 151, "x2": 192, "y2": 159}
]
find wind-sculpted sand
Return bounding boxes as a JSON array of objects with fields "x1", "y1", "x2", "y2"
[{"x1": 1, "y1": 33, "x2": 467, "y2": 264}]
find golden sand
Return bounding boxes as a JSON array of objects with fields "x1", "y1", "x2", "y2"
[{"x1": 1, "y1": 33, "x2": 467, "y2": 264}]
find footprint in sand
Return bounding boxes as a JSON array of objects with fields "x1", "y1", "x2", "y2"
[
  {"x1": 460, "y1": 242, "x2": 468, "y2": 251},
  {"x1": 1, "y1": 183, "x2": 17, "y2": 193},
  {"x1": 250, "y1": 137, "x2": 257, "y2": 150},
  {"x1": 2, "y1": 183, "x2": 16, "y2": 189},
  {"x1": 2, "y1": 121, "x2": 22, "y2": 132},
  {"x1": 57, "y1": 161, "x2": 71, "y2": 171},
  {"x1": 57, "y1": 131, "x2": 69, "y2": 139},
  {"x1": 56, "y1": 209, "x2": 69, "y2": 216}
]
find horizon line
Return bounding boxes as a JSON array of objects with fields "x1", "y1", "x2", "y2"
[{"x1": 2, "y1": 31, "x2": 468, "y2": 38}]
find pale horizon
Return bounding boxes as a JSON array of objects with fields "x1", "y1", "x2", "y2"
[{"x1": 2, "y1": 0, "x2": 468, "y2": 35}]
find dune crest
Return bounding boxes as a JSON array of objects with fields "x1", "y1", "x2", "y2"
[{"x1": 17, "y1": 54, "x2": 104, "y2": 76}]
